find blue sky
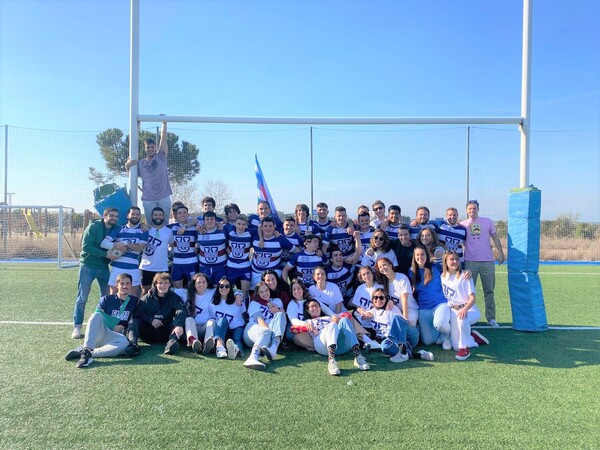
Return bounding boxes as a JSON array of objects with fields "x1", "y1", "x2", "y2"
[{"x1": 1, "y1": 0, "x2": 598, "y2": 221}]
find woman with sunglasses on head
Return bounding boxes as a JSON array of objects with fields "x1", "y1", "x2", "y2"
[
  {"x1": 350, "y1": 266, "x2": 383, "y2": 351},
  {"x1": 207, "y1": 277, "x2": 246, "y2": 360},
  {"x1": 361, "y1": 229, "x2": 398, "y2": 269},
  {"x1": 301, "y1": 299, "x2": 370, "y2": 376},
  {"x1": 179, "y1": 273, "x2": 216, "y2": 355},
  {"x1": 243, "y1": 281, "x2": 287, "y2": 370},
  {"x1": 416, "y1": 228, "x2": 446, "y2": 264},
  {"x1": 360, "y1": 288, "x2": 434, "y2": 363},
  {"x1": 374, "y1": 257, "x2": 419, "y2": 347},
  {"x1": 441, "y1": 251, "x2": 488, "y2": 360}
]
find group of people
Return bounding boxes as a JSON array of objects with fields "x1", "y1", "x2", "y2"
[{"x1": 67, "y1": 121, "x2": 505, "y2": 373}]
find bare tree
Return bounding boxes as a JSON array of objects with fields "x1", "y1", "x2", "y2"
[
  {"x1": 171, "y1": 181, "x2": 202, "y2": 214},
  {"x1": 200, "y1": 179, "x2": 233, "y2": 216}
]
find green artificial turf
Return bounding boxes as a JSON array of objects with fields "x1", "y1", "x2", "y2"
[{"x1": 0, "y1": 264, "x2": 598, "y2": 449}]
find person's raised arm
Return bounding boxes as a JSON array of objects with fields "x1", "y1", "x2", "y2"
[{"x1": 159, "y1": 121, "x2": 168, "y2": 157}]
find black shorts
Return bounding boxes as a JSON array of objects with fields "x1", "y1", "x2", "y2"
[{"x1": 141, "y1": 270, "x2": 161, "y2": 287}]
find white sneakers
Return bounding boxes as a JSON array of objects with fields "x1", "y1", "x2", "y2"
[
  {"x1": 442, "y1": 338, "x2": 452, "y2": 351},
  {"x1": 226, "y1": 339, "x2": 239, "y2": 360},
  {"x1": 216, "y1": 346, "x2": 227, "y2": 359},
  {"x1": 354, "y1": 355, "x2": 370, "y2": 371},
  {"x1": 390, "y1": 351, "x2": 409, "y2": 363},
  {"x1": 260, "y1": 343, "x2": 277, "y2": 362},
  {"x1": 328, "y1": 359, "x2": 340, "y2": 376},
  {"x1": 243, "y1": 353, "x2": 265, "y2": 370},
  {"x1": 488, "y1": 319, "x2": 500, "y2": 328},
  {"x1": 71, "y1": 326, "x2": 82, "y2": 339}
]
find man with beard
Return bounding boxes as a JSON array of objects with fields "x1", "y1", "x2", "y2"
[
  {"x1": 72, "y1": 207, "x2": 120, "y2": 339},
  {"x1": 102, "y1": 206, "x2": 148, "y2": 298},
  {"x1": 139, "y1": 207, "x2": 174, "y2": 295},
  {"x1": 436, "y1": 207, "x2": 468, "y2": 265}
]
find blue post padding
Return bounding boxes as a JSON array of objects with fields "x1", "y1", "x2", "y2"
[
  {"x1": 94, "y1": 187, "x2": 131, "y2": 226},
  {"x1": 508, "y1": 188, "x2": 541, "y2": 272},
  {"x1": 508, "y1": 272, "x2": 548, "y2": 332},
  {"x1": 507, "y1": 188, "x2": 547, "y2": 331}
]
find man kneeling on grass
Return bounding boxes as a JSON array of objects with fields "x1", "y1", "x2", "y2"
[
  {"x1": 127, "y1": 272, "x2": 187, "y2": 355},
  {"x1": 66, "y1": 273, "x2": 140, "y2": 368}
]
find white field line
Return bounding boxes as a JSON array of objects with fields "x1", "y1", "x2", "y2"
[{"x1": 1, "y1": 321, "x2": 598, "y2": 331}]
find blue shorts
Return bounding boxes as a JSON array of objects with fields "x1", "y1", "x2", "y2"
[
  {"x1": 198, "y1": 264, "x2": 227, "y2": 285},
  {"x1": 227, "y1": 266, "x2": 252, "y2": 285},
  {"x1": 171, "y1": 263, "x2": 197, "y2": 284}
]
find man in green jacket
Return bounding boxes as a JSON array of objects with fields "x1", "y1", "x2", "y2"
[{"x1": 72, "y1": 208, "x2": 120, "y2": 338}]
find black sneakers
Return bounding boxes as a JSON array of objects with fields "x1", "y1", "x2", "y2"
[
  {"x1": 76, "y1": 348, "x2": 93, "y2": 368},
  {"x1": 122, "y1": 343, "x2": 141, "y2": 357},
  {"x1": 164, "y1": 339, "x2": 180, "y2": 355},
  {"x1": 65, "y1": 349, "x2": 82, "y2": 361}
]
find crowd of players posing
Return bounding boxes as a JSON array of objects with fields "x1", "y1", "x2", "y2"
[{"x1": 67, "y1": 197, "x2": 504, "y2": 376}]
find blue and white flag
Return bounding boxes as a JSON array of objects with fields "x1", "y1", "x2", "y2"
[{"x1": 255, "y1": 155, "x2": 278, "y2": 215}]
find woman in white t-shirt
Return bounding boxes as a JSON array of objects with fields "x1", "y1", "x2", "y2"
[
  {"x1": 350, "y1": 266, "x2": 383, "y2": 351},
  {"x1": 308, "y1": 267, "x2": 346, "y2": 314},
  {"x1": 441, "y1": 251, "x2": 488, "y2": 360},
  {"x1": 243, "y1": 281, "x2": 287, "y2": 370},
  {"x1": 177, "y1": 273, "x2": 216, "y2": 355},
  {"x1": 360, "y1": 230, "x2": 398, "y2": 268},
  {"x1": 207, "y1": 277, "x2": 246, "y2": 360},
  {"x1": 360, "y1": 288, "x2": 433, "y2": 363},
  {"x1": 300, "y1": 299, "x2": 369, "y2": 376}
]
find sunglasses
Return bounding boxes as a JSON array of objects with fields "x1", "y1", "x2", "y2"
[
  {"x1": 373, "y1": 236, "x2": 385, "y2": 241},
  {"x1": 373, "y1": 206, "x2": 383, "y2": 211},
  {"x1": 218, "y1": 284, "x2": 231, "y2": 289},
  {"x1": 373, "y1": 295, "x2": 387, "y2": 301}
]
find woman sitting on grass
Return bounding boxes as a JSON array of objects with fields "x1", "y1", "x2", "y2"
[
  {"x1": 299, "y1": 299, "x2": 369, "y2": 376},
  {"x1": 180, "y1": 273, "x2": 215, "y2": 355},
  {"x1": 206, "y1": 277, "x2": 246, "y2": 360},
  {"x1": 440, "y1": 251, "x2": 489, "y2": 360},
  {"x1": 359, "y1": 288, "x2": 434, "y2": 363},
  {"x1": 374, "y1": 257, "x2": 419, "y2": 347},
  {"x1": 360, "y1": 229, "x2": 398, "y2": 269},
  {"x1": 350, "y1": 266, "x2": 383, "y2": 351},
  {"x1": 243, "y1": 281, "x2": 287, "y2": 370}
]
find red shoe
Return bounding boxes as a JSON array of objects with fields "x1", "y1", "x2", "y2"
[
  {"x1": 455, "y1": 348, "x2": 470, "y2": 360},
  {"x1": 471, "y1": 330, "x2": 489, "y2": 345}
]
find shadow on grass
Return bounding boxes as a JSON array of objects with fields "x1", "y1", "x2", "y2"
[{"x1": 469, "y1": 329, "x2": 600, "y2": 369}]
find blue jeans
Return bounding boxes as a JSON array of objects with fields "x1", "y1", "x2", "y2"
[
  {"x1": 214, "y1": 317, "x2": 244, "y2": 350},
  {"x1": 418, "y1": 303, "x2": 451, "y2": 345},
  {"x1": 381, "y1": 315, "x2": 413, "y2": 357},
  {"x1": 73, "y1": 264, "x2": 110, "y2": 326},
  {"x1": 243, "y1": 312, "x2": 287, "y2": 348}
]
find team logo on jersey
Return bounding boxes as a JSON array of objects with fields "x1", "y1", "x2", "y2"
[
  {"x1": 444, "y1": 237, "x2": 462, "y2": 249},
  {"x1": 357, "y1": 296, "x2": 371, "y2": 308},
  {"x1": 442, "y1": 285, "x2": 456, "y2": 299},
  {"x1": 230, "y1": 242, "x2": 247, "y2": 259},
  {"x1": 175, "y1": 236, "x2": 192, "y2": 252},
  {"x1": 260, "y1": 305, "x2": 274, "y2": 320},
  {"x1": 215, "y1": 311, "x2": 234, "y2": 323},
  {"x1": 337, "y1": 238, "x2": 352, "y2": 252},
  {"x1": 144, "y1": 236, "x2": 162, "y2": 256},
  {"x1": 203, "y1": 245, "x2": 219, "y2": 263},
  {"x1": 195, "y1": 305, "x2": 204, "y2": 314},
  {"x1": 254, "y1": 252, "x2": 271, "y2": 268},
  {"x1": 389, "y1": 295, "x2": 400, "y2": 305},
  {"x1": 110, "y1": 310, "x2": 130, "y2": 320}
]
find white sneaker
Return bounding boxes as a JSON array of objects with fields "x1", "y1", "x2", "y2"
[
  {"x1": 71, "y1": 326, "x2": 82, "y2": 339},
  {"x1": 488, "y1": 319, "x2": 500, "y2": 328},
  {"x1": 226, "y1": 339, "x2": 239, "y2": 360},
  {"x1": 442, "y1": 338, "x2": 452, "y2": 350},
  {"x1": 243, "y1": 354, "x2": 265, "y2": 370},
  {"x1": 390, "y1": 351, "x2": 409, "y2": 363},
  {"x1": 202, "y1": 336, "x2": 215, "y2": 355},
  {"x1": 418, "y1": 350, "x2": 435, "y2": 361},
  {"x1": 216, "y1": 346, "x2": 227, "y2": 359},
  {"x1": 328, "y1": 359, "x2": 340, "y2": 376},
  {"x1": 260, "y1": 344, "x2": 277, "y2": 362},
  {"x1": 354, "y1": 355, "x2": 370, "y2": 371}
]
